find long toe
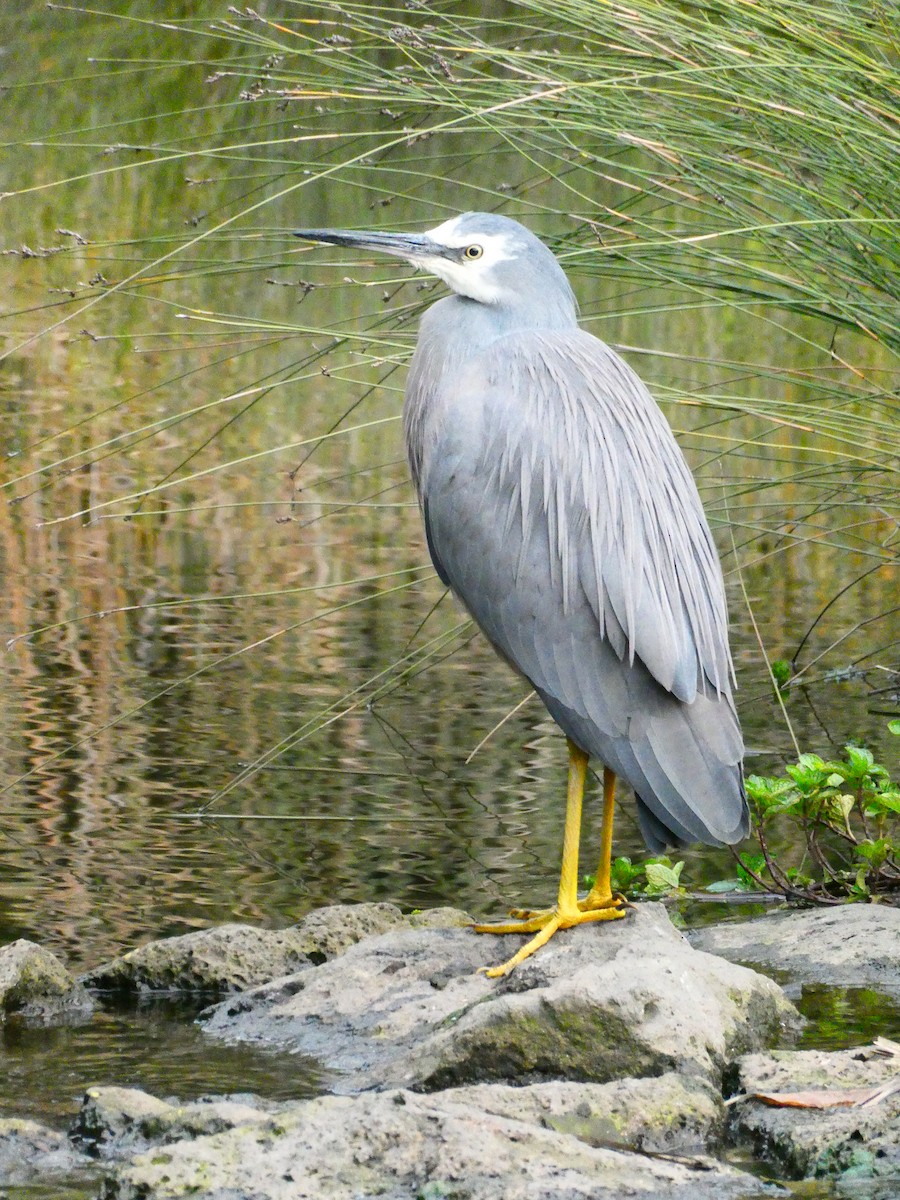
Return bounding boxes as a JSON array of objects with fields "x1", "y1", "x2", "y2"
[
  {"x1": 477, "y1": 901, "x2": 628, "y2": 976},
  {"x1": 506, "y1": 904, "x2": 556, "y2": 920},
  {"x1": 472, "y1": 913, "x2": 550, "y2": 935},
  {"x1": 577, "y1": 891, "x2": 627, "y2": 914}
]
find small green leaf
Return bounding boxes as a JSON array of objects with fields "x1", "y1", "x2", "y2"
[
  {"x1": 844, "y1": 744, "x2": 875, "y2": 779},
  {"x1": 745, "y1": 775, "x2": 796, "y2": 813},
  {"x1": 797, "y1": 753, "x2": 826, "y2": 770},
  {"x1": 855, "y1": 838, "x2": 890, "y2": 868},
  {"x1": 850, "y1": 866, "x2": 870, "y2": 898},
  {"x1": 736, "y1": 852, "x2": 766, "y2": 885},
  {"x1": 864, "y1": 790, "x2": 900, "y2": 816},
  {"x1": 785, "y1": 867, "x2": 815, "y2": 887},
  {"x1": 644, "y1": 861, "x2": 684, "y2": 893},
  {"x1": 888, "y1": 719, "x2": 900, "y2": 737}
]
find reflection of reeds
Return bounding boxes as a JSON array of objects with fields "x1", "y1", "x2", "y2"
[{"x1": 1, "y1": 1, "x2": 897, "y2": 856}]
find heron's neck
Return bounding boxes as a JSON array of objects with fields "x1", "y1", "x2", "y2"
[
  {"x1": 403, "y1": 292, "x2": 577, "y2": 495},
  {"x1": 428, "y1": 290, "x2": 577, "y2": 349}
]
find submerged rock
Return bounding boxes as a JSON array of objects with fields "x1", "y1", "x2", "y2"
[
  {"x1": 689, "y1": 905, "x2": 900, "y2": 993},
  {"x1": 730, "y1": 1045, "x2": 900, "y2": 1182},
  {"x1": 0, "y1": 938, "x2": 94, "y2": 1021},
  {"x1": 100, "y1": 1085, "x2": 783, "y2": 1200},
  {"x1": 200, "y1": 903, "x2": 799, "y2": 1092},
  {"x1": 82, "y1": 902, "x2": 453, "y2": 994}
]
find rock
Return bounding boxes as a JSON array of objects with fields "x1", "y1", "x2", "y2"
[
  {"x1": 82, "y1": 902, "x2": 427, "y2": 994},
  {"x1": 72, "y1": 1084, "x2": 278, "y2": 1159},
  {"x1": 730, "y1": 1046, "x2": 900, "y2": 1181},
  {"x1": 200, "y1": 903, "x2": 799, "y2": 1092},
  {"x1": 689, "y1": 905, "x2": 900, "y2": 993},
  {"x1": 72, "y1": 1076, "x2": 722, "y2": 1165},
  {"x1": 73, "y1": 1085, "x2": 179, "y2": 1156},
  {"x1": 102, "y1": 1086, "x2": 784, "y2": 1199},
  {"x1": 407, "y1": 906, "x2": 475, "y2": 930},
  {"x1": 0, "y1": 1116, "x2": 91, "y2": 1183},
  {"x1": 436, "y1": 1073, "x2": 725, "y2": 1155},
  {"x1": 0, "y1": 939, "x2": 94, "y2": 1021}
]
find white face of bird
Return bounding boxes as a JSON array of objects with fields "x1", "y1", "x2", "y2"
[{"x1": 415, "y1": 215, "x2": 517, "y2": 305}]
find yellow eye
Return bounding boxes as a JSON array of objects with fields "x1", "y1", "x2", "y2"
[{"x1": 464, "y1": 244, "x2": 483, "y2": 260}]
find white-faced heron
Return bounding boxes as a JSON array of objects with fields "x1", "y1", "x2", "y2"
[{"x1": 295, "y1": 213, "x2": 748, "y2": 976}]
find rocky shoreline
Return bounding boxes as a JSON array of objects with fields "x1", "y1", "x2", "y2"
[{"x1": 1, "y1": 901, "x2": 898, "y2": 1198}]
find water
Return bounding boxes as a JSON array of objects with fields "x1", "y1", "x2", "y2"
[
  {"x1": 1, "y1": 3, "x2": 898, "y2": 1194},
  {"x1": 1, "y1": 998, "x2": 321, "y2": 1128}
]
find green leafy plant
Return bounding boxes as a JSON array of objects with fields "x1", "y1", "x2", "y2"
[
  {"x1": 593, "y1": 854, "x2": 687, "y2": 899},
  {"x1": 742, "y1": 727, "x2": 900, "y2": 902},
  {"x1": 770, "y1": 660, "x2": 793, "y2": 693},
  {"x1": 609, "y1": 726, "x2": 899, "y2": 904}
]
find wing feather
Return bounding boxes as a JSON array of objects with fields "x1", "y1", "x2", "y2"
[{"x1": 411, "y1": 327, "x2": 747, "y2": 848}]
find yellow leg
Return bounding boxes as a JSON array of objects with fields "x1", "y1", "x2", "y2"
[
  {"x1": 580, "y1": 767, "x2": 621, "y2": 911},
  {"x1": 512, "y1": 766, "x2": 623, "y2": 918},
  {"x1": 473, "y1": 742, "x2": 626, "y2": 977}
]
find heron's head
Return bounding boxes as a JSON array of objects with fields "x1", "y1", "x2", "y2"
[{"x1": 294, "y1": 212, "x2": 576, "y2": 314}]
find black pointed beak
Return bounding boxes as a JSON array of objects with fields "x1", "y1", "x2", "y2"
[{"x1": 293, "y1": 227, "x2": 454, "y2": 263}]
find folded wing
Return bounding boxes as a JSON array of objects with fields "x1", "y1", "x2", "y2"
[{"x1": 417, "y1": 328, "x2": 748, "y2": 849}]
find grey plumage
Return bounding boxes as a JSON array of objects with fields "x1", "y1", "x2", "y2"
[{"x1": 296, "y1": 211, "x2": 748, "y2": 853}]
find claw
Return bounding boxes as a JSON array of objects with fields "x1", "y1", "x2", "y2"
[{"x1": 475, "y1": 900, "x2": 627, "y2": 977}]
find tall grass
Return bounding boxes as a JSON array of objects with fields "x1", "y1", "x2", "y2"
[{"x1": 2, "y1": 0, "x2": 898, "y2": 807}]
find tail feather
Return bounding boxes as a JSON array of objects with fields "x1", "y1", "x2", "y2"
[{"x1": 538, "y1": 682, "x2": 748, "y2": 851}]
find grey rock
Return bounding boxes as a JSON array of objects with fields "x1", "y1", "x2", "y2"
[
  {"x1": 436, "y1": 1073, "x2": 725, "y2": 1155},
  {"x1": 82, "y1": 902, "x2": 427, "y2": 994},
  {"x1": 103, "y1": 1086, "x2": 784, "y2": 1199},
  {"x1": 689, "y1": 905, "x2": 900, "y2": 993},
  {"x1": 0, "y1": 1116, "x2": 92, "y2": 1184},
  {"x1": 730, "y1": 1046, "x2": 900, "y2": 1180},
  {"x1": 73, "y1": 1084, "x2": 173, "y2": 1155},
  {"x1": 72, "y1": 1084, "x2": 279, "y2": 1159},
  {"x1": 73, "y1": 1076, "x2": 722, "y2": 1163},
  {"x1": 0, "y1": 938, "x2": 94, "y2": 1021},
  {"x1": 407, "y1": 905, "x2": 475, "y2": 930},
  {"x1": 200, "y1": 903, "x2": 799, "y2": 1091}
]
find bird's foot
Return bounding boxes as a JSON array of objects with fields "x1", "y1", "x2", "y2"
[
  {"x1": 580, "y1": 888, "x2": 630, "y2": 914},
  {"x1": 504, "y1": 890, "x2": 627, "y2": 921},
  {"x1": 473, "y1": 893, "x2": 627, "y2": 978}
]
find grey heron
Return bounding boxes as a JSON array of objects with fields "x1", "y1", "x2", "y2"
[{"x1": 294, "y1": 212, "x2": 748, "y2": 976}]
